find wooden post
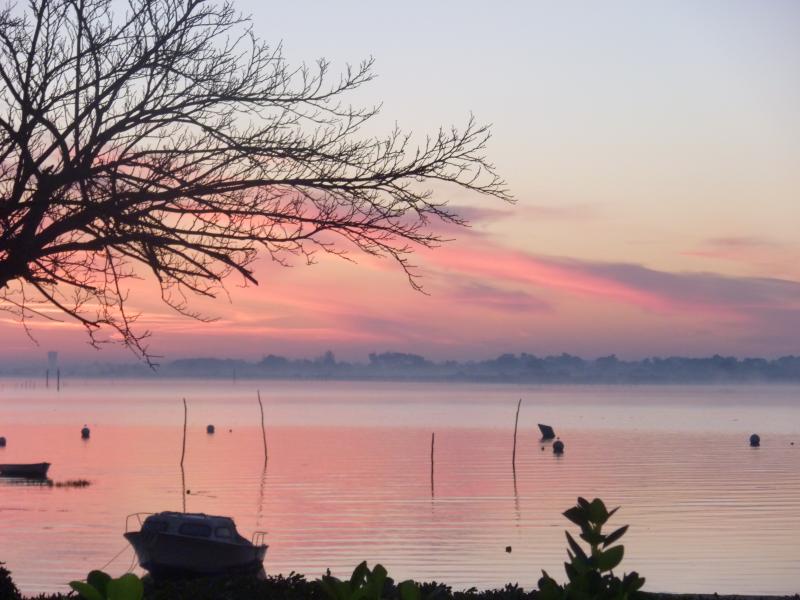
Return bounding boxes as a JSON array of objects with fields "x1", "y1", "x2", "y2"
[
  {"x1": 257, "y1": 390, "x2": 268, "y2": 467},
  {"x1": 180, "y1": 398, "x2": 188, "y2": 467},
  {"x1": 512, "y1": 398, "x2": 522, "y2": 468},
  {"x1": 56, "y1": 369, "x2": 61, "y2": 391},
  {"x1": 180, "y1": 398, "x2": 187, "y2": 513},
  {"x1": 46, "y1": 369, "x2": 49, "y2": 388},
  {"x1": 430, "y1": 432, "x2": 435, "y2": 497}
]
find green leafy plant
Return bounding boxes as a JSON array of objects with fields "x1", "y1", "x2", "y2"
[
  {"x1": 318, "y1": 561, "x2": 427, "y2": 600},
  {"x1": 69, "y1": 571, "x2": 143, "y2": 600},
  {"x1": 537, "y1": 497, "x2": 645, "y2": 600}
]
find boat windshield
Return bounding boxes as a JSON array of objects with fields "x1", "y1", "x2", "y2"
[
  {"x1": 178, "y1": 522, "x2": 212, "y2": 538},
  {"x1": 142, "y1": 520, "x2": 169, "y2": 533}
]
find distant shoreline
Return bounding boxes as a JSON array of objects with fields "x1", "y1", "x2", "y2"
[
  {"x1": 2, "y1": 352, "x2": 800, "y2": 384},
  {"x1": 3, "y1": 374, "x2": 800, "y2": 385}
]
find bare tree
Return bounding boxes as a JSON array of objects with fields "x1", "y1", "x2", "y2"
[{"x1": 0, "y1": 0, "x2": 510, "y2": 364}]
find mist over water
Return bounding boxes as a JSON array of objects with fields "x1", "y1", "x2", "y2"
[{"x1": 1, "y1": 380, "x2": 799, "y2": 595}]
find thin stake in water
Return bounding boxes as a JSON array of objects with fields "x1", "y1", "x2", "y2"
[
  {"x1": 512, "y1": 398, "x2": 522, "y2": 468},
  {"x1": 430, "y1": 432, "x2": 435, "y2": 497},
  {"x1": 180, "y1": 398, "x2": 187, "y2": 513},
  {"x1": 257, "y1": 390, "x2": 268, "y2": 467}
]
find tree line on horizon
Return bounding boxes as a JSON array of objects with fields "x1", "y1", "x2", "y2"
[{"x1": 2, "y1": 351, "x2": 800, "y2": 383}]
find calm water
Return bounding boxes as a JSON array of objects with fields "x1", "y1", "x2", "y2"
[{"x1": 1, "y1": 380, "x2": 799, "y2": 596}]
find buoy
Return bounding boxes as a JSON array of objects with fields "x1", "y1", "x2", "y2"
[
  {"x1": 0, "y1": 436, "x2": 6, "y2": 447},
  {"x1": 749, "y1": 434, "x2": 760, "y2": 447},
  {"x1": 505, "y1": 546, "x2": 512, "y2": 553},
  {"x1": 553, "y1": 440, "x2": 565, "y2": 454},
  {"x1": 81, "y1": 425, "x2": 90, "y2": 439},
  {"x1": 206, "y1": 424, "x2": 215, "y2": 434}
]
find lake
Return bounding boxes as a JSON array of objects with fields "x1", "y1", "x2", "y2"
[{"x1": 0, "y1": 379, "x2": 798, "y2": 596}]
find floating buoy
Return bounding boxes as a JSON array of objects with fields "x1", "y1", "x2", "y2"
[
  {"x1": 553, "y1": 440, "x2": 565, "y2": 454},
  {"x1": 207, "y1": 424, "x2": 215, "y2": 434},
  {"x1": 81, "y1": 425, "x2": 90, "y2": 439},
  {"x1": 0, "y1": 436, "x2": 6, "y2": 447},
  {"x1": 749, "y1": 434, "x2": 760, "y2": 447},
  {"x1": 505, "y1": 546, "x2": 512, "y2": 553}
]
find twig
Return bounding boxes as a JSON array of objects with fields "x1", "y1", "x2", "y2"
[
  {"x1": 180, "y1": 397, "x2": 187, "y2": 513},
  {"x1": 257, "y1": 390, "x2": 268, "y2": 467},
  {"x1": 512, "y1": 398, "x2": 522, "y2": 468},
  {"x1": 430, "y1": 432, "x2": 435, "y2": 498}
]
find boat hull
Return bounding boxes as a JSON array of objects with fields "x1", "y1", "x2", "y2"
[
  {"x1": 124, "y1": 532, "x2": 267, "y2": 578},
  {"x1": 0, "y1": 462, "x2": 50, "y2": 478}
]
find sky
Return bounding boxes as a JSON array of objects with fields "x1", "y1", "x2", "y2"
[{"x1": 1, "y1": 0, "x2": 799, "y2": 363}]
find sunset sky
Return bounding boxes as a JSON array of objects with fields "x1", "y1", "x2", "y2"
[{"x1": 2, "y1": 0, "x2": 799, "y2": 363}]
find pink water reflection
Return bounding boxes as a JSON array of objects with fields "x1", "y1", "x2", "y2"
[{"x1": 1, "y1": 382, "x2": 799, "y2": 595}]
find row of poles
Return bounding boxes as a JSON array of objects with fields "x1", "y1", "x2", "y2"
[
  {"x1": 177, "y1": 396, "x2": 532, "y2": 509},
  {"x1": 179, "y1": 391, "x2": 269, "y2": 512}
]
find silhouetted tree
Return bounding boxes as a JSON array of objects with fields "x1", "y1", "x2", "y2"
[{"x1": 0, "y1": 0, "x2": 509, "y2": 363}]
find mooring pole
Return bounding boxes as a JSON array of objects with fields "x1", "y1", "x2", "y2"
[
  {"x1": 430, "y1": 432, "x2": 435, "y2": 497},
  {"x1": 257, "y1": 390, "x2": 268, "y2": 468},
  {"x1": 512, "y1": 398, "x2": 522, "y2": 468},
  {"x1": 180, "y1": 398, "x2": 188, "y2": 512}
]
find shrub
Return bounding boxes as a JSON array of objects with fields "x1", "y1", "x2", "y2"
[
  {"x1": 0, "y1": 562, "x2": 22, "y2": 600},
  {"x1": 69, "y1": 571, "x2": 143, "y2": 600},
  {"x1": 537, "y1": 497, "x2": 645, "y2": 600}
]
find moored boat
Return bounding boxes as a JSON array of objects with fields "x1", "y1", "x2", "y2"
[
  {"x1": 124, "y1": 512, "x2": 267, "y2": 578},
  {"x1": 0, "y1": 462, "x2": 51, "y2": 478}
]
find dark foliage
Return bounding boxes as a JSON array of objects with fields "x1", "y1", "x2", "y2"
[
  {"x1": 0, "y1": 562, "x2": 22, "y2": 600},
  {"x1": 537, "y1": 498, "x2": 645, "y2": 600},
  {"x1": 0, "y1": 0, "x2": 509, "y2": 364}
]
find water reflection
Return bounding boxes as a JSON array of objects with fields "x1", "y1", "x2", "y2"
[{"x1": 0, "y1": 381, "x2": 798, "y2": 596}]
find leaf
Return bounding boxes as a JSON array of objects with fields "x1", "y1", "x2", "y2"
[
  {"x1": 563, "y1": 506, "x2": 587, "y2": 527},
  {"x1": 106, "y1": 574, "x2": 143, "y2": 600},
  {"x1": 366, "y1": 564, "x2": 387, "y2": 600},
  {"x1": 350, "y1": 561, "x2": 370, "y2": 588},
  {"x1": 86, "y1": 571, "x2": 111, "y2": 597},
  {"x1": 398, "y1": 580, "x2": 421, "y2": 600},
  {"x1": 588, "y1": 499, "x2": 609, "y2": 524},
  {"x1": 579, "y1": 530, "x2": 604, "y2": 546},
  {"x1": 595, "y1": 545, "x2": 624, "y2": 572},
  {"x1": 69, "y1": 582, "x2": 104, "y2": 600},
  {"x1": 565, "y1": 531, "x2": 588, "y2": 562},
  {"x1": 603, "y1": 525, "x2": 629, "y2": 547},
  {"x1": 622, "y1": 572, "x2": 645, "y2": 592},
  {"x1": 564, "y1": 560, "x2": 580, "y2": 582},
  {"x1": 537, "y1": 571, "x2": 564, "y2": 600}
]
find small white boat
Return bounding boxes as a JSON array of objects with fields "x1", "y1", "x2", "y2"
[{"x1": 124, "y1": 512, "x2": 267, "y2": 577}]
